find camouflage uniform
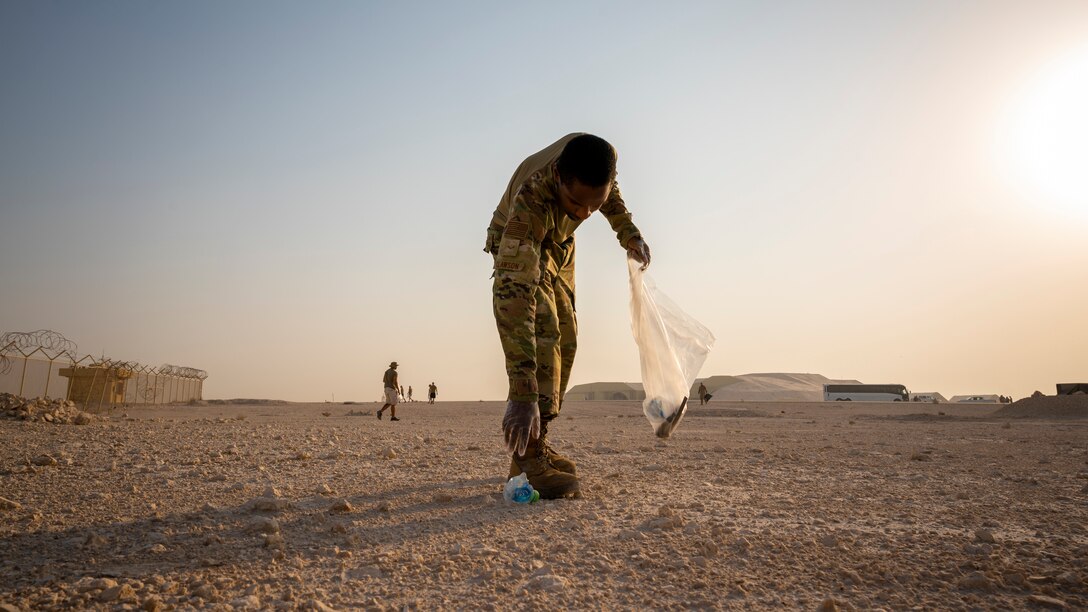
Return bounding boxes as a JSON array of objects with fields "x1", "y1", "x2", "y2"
[{"x1": 485, "y1": 134, "x2": 642, "y2": 419}]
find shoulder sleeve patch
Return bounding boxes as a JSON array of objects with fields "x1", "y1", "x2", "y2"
[{"x1": 504, "y1": 220, "x2": 530, "y2": 240}]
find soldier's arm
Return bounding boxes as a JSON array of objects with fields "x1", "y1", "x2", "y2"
[
  {"x1": 599, "y1": 179, "x2": 642, "y2": 248},
  {"x1": 492, "y1": 182, "x2": 549, "y2": 402}
]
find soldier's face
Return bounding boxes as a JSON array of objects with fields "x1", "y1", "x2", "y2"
[{"x1": 558, "y1": 179, "x2": 610, "y2": 221}]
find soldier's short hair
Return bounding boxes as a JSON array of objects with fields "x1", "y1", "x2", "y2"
[{"x1": 556, "y1": 134, "x2": 616, "y2": 188}]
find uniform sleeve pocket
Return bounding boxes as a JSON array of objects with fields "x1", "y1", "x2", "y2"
[{"x1": 498, "y1": 237, "x2": 520, "y2": 258}]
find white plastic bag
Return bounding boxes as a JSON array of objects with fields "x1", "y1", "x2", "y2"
[{"x1": 628, "y1": 258, "x2": 715, "y2": 438}]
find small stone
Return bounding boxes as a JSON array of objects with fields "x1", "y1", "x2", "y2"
[
  {"x1": 383, "y1": 447, "x2": 397, "y2": 460},
  {"x1": 99, "y1": 583, "x2": 136, "y2": 602},
  {"x1": 1027, "y1": 595, "x2": 1069, "y2": 609},
  {"x1": 434, "y1": 492, "x2": 454, "y2": 503},
  {"x1": 141, "y1": 597, "x2": 164, "y2": 612},
  {"x1": 910, "y1": 452, "x2": 931, "y2": 462},
  {"x1": 263, "y1": 533, "x2": 285, "y2": 549},
  {"x1": 247, "y1": 495, "x2": 290, "y2": 512},
  {"x1": 329, "y1": 499, "x2": 353, "y2": 514},
  {"x1": 818, "y1": 598, "x2": 840, "y2": 612},
  {"x1": 251, "y1": 517, "x2": 280, "y2": 534},
  {"x1": 1004, "y1": 572, "x2": 1025, "y2": 586},
  {"x1": 191, "y1": 584, "x2": 219, "y2": 601},
  {"x1": 958, "y1": 571, "x2": 993, "y2": 590},
  {"x1": 31, "y1": 455, "x2": 57, "y2": 466},
  {"x1": 975, "y1": 528, "x2": 996, "y2": 543},
  {"x1": 230, "y1": 595, "x2": 261, "y2": 609},
  {"x1": 85, "y1": 577, "x2": 118, "y2": 591},
  {"x1": 316, "y1": 483, "x2": 334, "y2": 496},
  {"x1": 520, "y1": 573, "x2": 569, "y2": 592},
  {"x1": 83, "y1": 533, "x2": 108, "y2": 549},
  {"x1": 1056, "y1": 571, "x2": 1081, "y2": 587}
]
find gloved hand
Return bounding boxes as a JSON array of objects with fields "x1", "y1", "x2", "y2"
[
  {"x1": 502, "y1": 399, "x2": 540, "y2": 456},
  {"x1": 627, "y1": 236, "x2": 651, "y2": 270}
]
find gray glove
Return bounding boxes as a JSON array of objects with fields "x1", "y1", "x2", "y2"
[
  {"x1": 627, "y1": 236, "x2": 651, "y2": 270},
  {"x1": 502, "y1": 399, "x2": 540, "y2": 456}
]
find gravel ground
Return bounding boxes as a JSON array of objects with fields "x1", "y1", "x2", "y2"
[{"x1": 1, "y1": 399, "x2": 1086, "y2": 610}]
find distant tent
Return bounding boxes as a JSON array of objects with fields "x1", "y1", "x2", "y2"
[
  {"x1": 565, "y1": 382, "x2": 645, "y2": 401},
  {"x1": 691, "y1": 373, "x2": 862, "y2": 402}
]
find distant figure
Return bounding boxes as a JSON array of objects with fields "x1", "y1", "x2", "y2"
[
  {"x1": 408, "y1": 386, "x2": 414, "y2": 402},
  {"x1": 698, "y1": 382, "x2": 708, "y2": 405},
  {"x1": 428, "y1": 382, "x2": 437, "y2": 404},
  {"x1": 399, "y1": 385, "x2": 405, "y2": 401},
  {"x1": 377, "y1": 362, "x2": 401, "y2": 421}
]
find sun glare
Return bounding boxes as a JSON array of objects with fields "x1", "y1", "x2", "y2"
[{"x1": 998, "y1": 45, "x2": 1088, "y2": 216}]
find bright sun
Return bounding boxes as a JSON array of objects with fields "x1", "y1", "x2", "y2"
[{"x1": 999, "y1": 45, "x2": 1088, "y2": 215}]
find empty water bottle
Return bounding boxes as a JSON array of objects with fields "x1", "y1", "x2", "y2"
[{"x1": 503, "y1": 472, "x2": 540, "y2": 504}]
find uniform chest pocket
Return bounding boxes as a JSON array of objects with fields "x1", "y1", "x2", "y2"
[{"x1": 498, "y1": 237, "x2": 521, "y2": 258}]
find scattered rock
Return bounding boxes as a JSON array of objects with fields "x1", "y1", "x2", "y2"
[
  {"x1": 520, "y1": 573, "x2": 568, "y2": 592},
  {"x1": 1027, "y1": 594, "x2": 1069, "y2": 609},
  {"x1": 251, "y1": 517, "x2": 280, "y2": 534},
  {"x1": 98, "y1": 583, "x2": 137, "y2": 603},
  {"x1": 0, "y1": 393, "x2": 95, "y2": 424},
  {"x1": 383, "y1": 447, "x2": 397, "y2": 460},
  {"x1": 0, "y1": 497, "x2": 21, "y2": 511},
  {"x1": 958, "y1": 571, "x2": 994, "y2": 590},
  {"x1": 974, "y1": 528, "x2": 996, "y2": 543},
  {"x1": 329, "y1": 499, "x2": 353, "y2": 514}
]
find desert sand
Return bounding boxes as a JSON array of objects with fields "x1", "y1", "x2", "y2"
[{"x1": 1, "y1": 398, "x2": 1086, "y2": 610}]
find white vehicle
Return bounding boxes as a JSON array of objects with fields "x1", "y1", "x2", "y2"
[
  {"x1": 824, "y1": 384, "x2": 909, "y2": 402},
  {"x1": 951, "y1": 395, "x2": 1000, "y2": 403}
]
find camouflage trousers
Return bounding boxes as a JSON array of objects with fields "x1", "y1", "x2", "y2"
[{"x1": 494, "y1": 238, "x2": 578, "y2": 420}]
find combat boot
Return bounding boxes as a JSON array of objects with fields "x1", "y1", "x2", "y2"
[
  {"x1": 507, "y1": 420, "x2": 576, "y2": 478},
  {"x1": 512, "y1": 438, "x2": 580, "y2": 499}
]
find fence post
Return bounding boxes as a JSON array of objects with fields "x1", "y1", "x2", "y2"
[{"x1": 18, "y1": 355, "x2": 28, "y2": 397}]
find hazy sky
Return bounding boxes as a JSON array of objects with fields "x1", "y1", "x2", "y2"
[{"x1": 2, "y1": 1, "x2": 1086, "y2": 402}]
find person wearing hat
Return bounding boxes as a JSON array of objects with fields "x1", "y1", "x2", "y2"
[
  {"x1": 377, "y1": 361, "x2": 401, "y2": 421},
  {"x1": 486, "y1": 133, "x2": 651, "y2": 499}
]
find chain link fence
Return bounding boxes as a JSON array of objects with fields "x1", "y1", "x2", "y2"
[{"x1": 0, "y1": 330, "x2": 207, "y2": 411}]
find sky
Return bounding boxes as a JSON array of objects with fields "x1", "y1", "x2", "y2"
[{"x1": 1, "y1": 1, "x2": 1086, "y2": 402}]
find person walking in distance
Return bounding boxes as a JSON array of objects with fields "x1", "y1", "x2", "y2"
[
  {"x1": 698, "y1": 382, "x2": 708, "y2": 405},
  {"x1": 377, "y1": 362, "x2": 401, "y2": 421},
  {"x1": 428, "y1": 382, "x2": 437, "y2": 404},
  {"x1": 408, "y1": 386, "x2": 414, "y2": 402},
  {"x1": 486, "y1": 133, "x2": 651, "y2": 499}
]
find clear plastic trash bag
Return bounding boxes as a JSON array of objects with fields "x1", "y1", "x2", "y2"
[{"x1": 628, "y1": 258, "x2": 715, "y2": 438}]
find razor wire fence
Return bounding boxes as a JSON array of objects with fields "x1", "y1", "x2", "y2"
[{"x1": 0, "y1": 330, "x2": 207, "y2": 411}]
